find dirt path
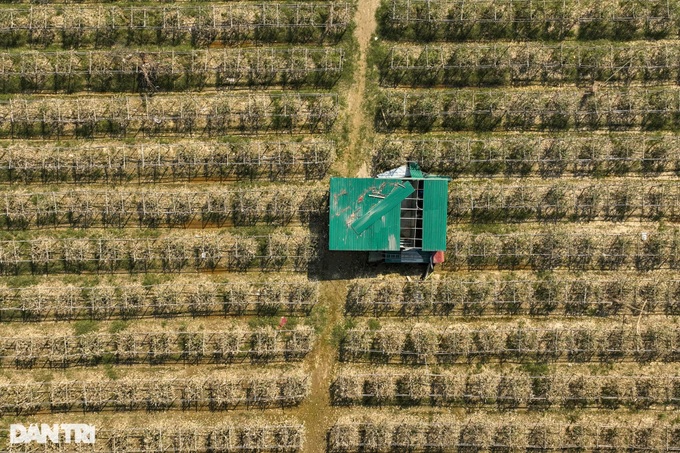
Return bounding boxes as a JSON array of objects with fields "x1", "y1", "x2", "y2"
[
  {"x1": 341, "y1": 0, "x2": 381, "y2": 178},
  {"x1": 296, "y1": 280, "x2": 346, "y2": 453},
  {"x1": 297, "y1": 2, "x2": 381, "y2": 452}
]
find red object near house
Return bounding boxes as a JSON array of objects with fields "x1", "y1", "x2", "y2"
[{"x1": 432, "y1": 251, "x2": 445, "y2": 264}]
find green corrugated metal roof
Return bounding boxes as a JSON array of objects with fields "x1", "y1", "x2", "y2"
[
  {"x1": 408, "y1": 162, "x2": 423, "y2": 179},
  {"x1": 351, "y1": 182, "x2": 414, "y2": 234},
  {"x1": 422, "y1": 179, "x2": 448, "y2": 251},
  {"x1": 329, "y1": 178, "x2": 404, "y2": 251},
  {"x1": 329, "y1": 176, "x2": 449, "y2": 252}
]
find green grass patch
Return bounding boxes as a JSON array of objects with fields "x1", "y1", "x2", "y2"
[
  {"x1": 247, "y1": 316, "x2": 286, "y2": 330},
  {"x1": 141, "y1": 274, "x2": 174, "y2": 286},
  {"x1": 307, "y1": 305, "x2": 329, "y2": 335},
  {"x1": 73, "y1": 320, "x2": 99, "y2": 336},
  {"x1": 520, "y1": 362, "x2": 549, "y2": 376},
  {"x1": 108, "y1": 320, "x2": 129, "y2": 334},
  {"x1": 367, "y1": 318, "x2": 381, "y2": 330},
  {"x1": 3, "y1": 275, "x2": 40, "y2": 287},
  {"x1": 104, "y1": 363, "x2": 119, "y2": 381},
  {"x1": 330, "y1": 318, "x2": 356, "y2": 348}
]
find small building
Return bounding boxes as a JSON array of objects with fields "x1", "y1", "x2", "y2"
[{"x1": 329, "y1": 163, "x2": 449, "y2": 263}]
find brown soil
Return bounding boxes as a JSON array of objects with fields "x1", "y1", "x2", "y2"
[
  {"x1": 296, "y1": 2, "x2": 381, "y2": 451},
  {"x1": 296, "y1": 280, "x2": 347, "y2": 453},
  {"x1": 340, "y1": 0, "x2": 381, "y2": 179}
]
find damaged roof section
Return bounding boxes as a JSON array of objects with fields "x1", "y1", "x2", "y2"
[{"x1": 351, "y1": 181, "x2": 414, "y2": 235}]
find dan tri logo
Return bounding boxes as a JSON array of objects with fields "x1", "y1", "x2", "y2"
[{"x1": 9, "y1": 424, "x2": 95, "y2": 444}]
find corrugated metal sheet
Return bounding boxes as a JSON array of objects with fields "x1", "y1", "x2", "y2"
[
  {"x1": 376, "y1": 165, "x2": 408, "y2": 179},
  {"x1": 408, "y1": 162, "x2": 424, "y2": 178},
  {"x1": 329, "y1": 178, "x2": 403, "y2": 251},
  {"x1": 351, "y1": 182, "x2": 414, "y2": 234},
  {"x1": 422, "y1": 179, "x2": 448, "y2": 251},
  {"x1": 329, "y1": 176, "x2": 449, "y2": 252}
]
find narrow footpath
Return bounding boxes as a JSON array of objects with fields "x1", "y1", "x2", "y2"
[{"x1": 297, "y1": 1, "x2": 382, "y2": 451}]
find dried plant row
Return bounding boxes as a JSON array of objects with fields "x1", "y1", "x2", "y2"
[
  {"x1": 332, "y1": 369, "x2": 680, "y2": 409},
  {"x1": 346, "y1": 275, "x2": 680, "y2": 317},
  {"x1": 341, "y1": 322, "x2": 680, "y2": 364},
  {"x1": 0, "y1": 278, "x2": 318, "y2": 321},
  {"x1": 444, "y1": 228, "x2": 680, "y2": 272},
  {"x1": 376, "y1": 87, "x2": 680, "y2": 133},
  {"x1": 0, "y1": 372, "x2": 310, "y2": 415},
  {"x1": 447, "y1": 181, "x2": 680, "y2": 223},
  {"x1": 0, "y1": 139, "x2": 335, "y2": 184},
  {"x1": 2, "y1": 422, "x2": 304, "y2": 452},
  {"x1": 0, "y1": 47, "x2": 345, "y2": 93},
  {"x1": 0, "y1": 232, "x2": 315, "y2": 275},
  {"x1": 329, "y1": 415, "x2": 677, "y2": 452},
  {"x1": 113, "y1": 422, "x2": 303, "y2": 453},
  {"x1": 381, "y1": 41, "x2": 680, "y2": 87},
  {"x1": 0, "y1": 3, "x2": 353, "y2": 49},
  {"x1": 381, "y1": 0, "x2": 676, "y2": 41},
  {"x1": 0, "y1": 186, "x2": 328, "y2": 229},
  {"x1": 0, "y1": 92, "x2": 337, "y2": 138},
  {"x1": 375, "y1": 134, "x2": 680, "y2": 178},
  {"x1": 0, "y1": 326, "x2": 315, "y2": 367}
]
